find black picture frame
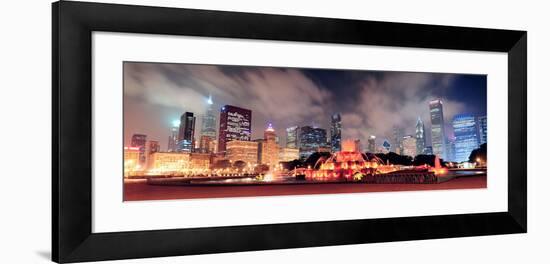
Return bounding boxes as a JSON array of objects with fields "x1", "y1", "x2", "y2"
[{"x1": 52, "y1": 1, "x2": 527, "y2": 263}]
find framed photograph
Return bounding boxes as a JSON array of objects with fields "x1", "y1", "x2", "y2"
[{"x1": 52, "y1": 1, "x2": 527, "y2": 263}]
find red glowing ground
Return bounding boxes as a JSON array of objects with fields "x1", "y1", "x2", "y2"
[{"x1": 123, "y1": 175, "x2": 486, "y2": 201}]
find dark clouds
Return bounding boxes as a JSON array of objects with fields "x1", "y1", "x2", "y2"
[{"x1": 124, "y1": 62, "x2": 486, "y2": 150}]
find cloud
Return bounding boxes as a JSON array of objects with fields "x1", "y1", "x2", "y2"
[
  {"x1": 347, "y1": 72, "x2": 465, "y2": 144},
  {"x1": 124, "y1": 63, "x2": 333, "y2": 144}
]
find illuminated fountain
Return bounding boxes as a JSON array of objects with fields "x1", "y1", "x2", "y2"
[
  {"x1": 301, "y1": 139, "x2": 442, "y2": 184},
  {"x1": 304, "y1": 139, "x2": 383, "y2": 181},
  {"x1": 429, "y1": 155, "x2": 448, "y2": 176}
]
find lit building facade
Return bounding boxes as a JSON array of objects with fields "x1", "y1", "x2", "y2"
[
  {"x1": 261, "y1": 124, "x2": 279, "y2": 166},
  {"x1": 177, "y1": 112, "x2": 195, "y2": 152},
  {"x1": 299, "y1": 126, "x2": 327, "y2": 160},
  {"x1": 477, "y1": 115, "x2": 487, "y2": 145},
  {"x1": 415, "y1": 117, "x2": 426, "y2": 155},
  {"x1": 130, "y1": 133, "x2": 147, "y2": 166},
  {"x1": 199, "y1": 135, "x2": 216, "y2": 154},
  {"x1": 147, "y1": 152, "x2": 191, "y2": 174},
  {"x1": 330, "y1": 113, "x2": 342, "y2": 152},
  {"x1": 429, "y1": 99, "x2": 447, "y2": 160},
  {"x1": 452, "y1": 114, "x2": 478, "y2": 162},
  {"x1": 124, "y1": 146, "x2": 140, "y2": 176},
  {"x1": 286, "y1": 126, "x2": 298, "y2": 148},
  {"x1": 199, "y1": 95, "x2": 217, "y2": 153},
  {"x1": 145, "y1": 140, "x2": 160, "y2": 165},
  {"x1": 367, "y1": 135, "x2": 376, "y2": 153},
  {"x1": 401, "y1": 135, "x2": 417, "y2": 157},
  {"x1": 218, "y1": 105, "x2": 252, "y2": 153},
  {"x1": 190, "y1": 153, "x2": 211, "y2": 173},
  {"x1": 279, "y1": 147, "x2": 300, "y2": 162},
  {"x1": 226, "y1": 140, "x2": 259, "y2": 165}
]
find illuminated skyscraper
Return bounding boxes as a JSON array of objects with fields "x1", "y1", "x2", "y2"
[
  {"x1": 286, "y1": 126, "x2": 298, "y2": 148},
  {"x1": 477, "y1": 115, "x2": 487, "y2": 145},
  {"x1": 452, "y1": 114, "x2": 478, "y2": 162},
  {"x1": 218, "y1": 105, "x2": 252, "y2": 153},
  {"x1": 367, "y1": 135, "x2": 376, "y2": 153},
  {"x1": 299, "y1": 126, "x2": 327, "y2": 160},
  {"x1": 429, "y1": 99, "x2": 447, "y2": 160},
  {"x1": 415, "y1": 117, "x2": 426, "y2": 155},
  {"x1": 167, "y1": 120, "x2": 179, "y2": 152},
  {"x1": 330, "y1": 113, "x2": 342, "y2": 152},
  {"x1": 260, "y1": 123, "x2": 279, "y2": 166},
  {"x1": 177, "y1": 112, "x2": 195, "y2": 152},
  {"x1": 199, "y1": 95, "x2": 217, "y2": 153},
  {"x1": 401, "y1": 135, "x2": 417, "y2": 157},
  {"x1": 130, "y1": 133, "x2": 147, "y2": 166}
]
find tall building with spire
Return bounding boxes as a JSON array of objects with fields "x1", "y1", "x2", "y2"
[
  {"x1": 260, "y1": 123, "x2": 279, "y2": 167},
  {"x1": 199, "y1": 94, "x2": 217, "y2": 153},
  {"x1": 330, "y1": 113, "x2": 342, "y2": 153},
  {"x1": 429, "y1": 99, "x2": 447, "y2": 160},
  {"x1": 415, "y1": 117, "x2": 426, "y2": 155}
]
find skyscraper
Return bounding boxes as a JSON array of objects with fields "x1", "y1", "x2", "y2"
[
  {"x1": 477, "y1": 115, "x2": 488, "y2": 145},
  {"x1": 452, "y1": 114, "x2": 478, "y2": 162},
  {"x1": 392, "y1": 126, "x2": 404, "y2": 154},
  {"x1": 415, "y1": 117, "x2": 426, "y2": 155},
  {"x1": 330, "y1": 113, "x2": 342, "y2": 153},
  {"x1": 367, "y1": 135, "x2": 376, "y2": 153},
  {"x1": 401, "y1": 135, "x2": 417, "y2": 157},
  {"x1": 260, "y1": 123, "x2": 279, "y2": 166},
  {"x1": 447, "y1": 137, "x2": 456, "y2": 162},
  {"x1": 199, "y1": 95, "x2": 217, "y2": 153},
  {"x1": 218, "y1": 105, "x2": 252, "y2": 153},
  {"x1": 177, "y1": 112, "x2": 195, "y2": 152},
  {"x1": 286, "y1": 126, "x2": 299, "y2": 148},
  {"x1": 429, "y1": 99, "x2": 447, "y2": 160},
  {"x1": 130, "y1": 134, "x2": 147, "y2": 166},
  {"x1": 298, "y1": 126, "x2": 327, "y2": 160},
  {"x1": 167, "y1": 120, "x2": 179, "y2": 152}
]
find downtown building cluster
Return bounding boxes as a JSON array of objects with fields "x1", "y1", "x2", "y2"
[
  {"x1": 367, "y1": 99, "x2": 487, "y2": 163},
  {"x1": 124, "y1": 96, "x2": 343, "y2": 176},
  {"x1": 124, "y1": 96, "x2": 486, "y2": 176}
]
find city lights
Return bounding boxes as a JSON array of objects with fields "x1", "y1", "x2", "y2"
[{"x1": 123, "y1": 62, "x2": 488, "y2": 202}]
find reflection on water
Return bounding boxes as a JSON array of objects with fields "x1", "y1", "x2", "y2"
[{"x1": 193, "y1": 169, "x2": 486, "y2": 185}]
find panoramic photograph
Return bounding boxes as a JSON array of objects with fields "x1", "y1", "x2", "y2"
[{"x1": 123, "y1": 62, "x2": 488, "y2": 201}]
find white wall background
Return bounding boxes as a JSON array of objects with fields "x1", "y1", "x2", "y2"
[{"x1": 0, "y1": 0, "x2": 547, "y2": 263}]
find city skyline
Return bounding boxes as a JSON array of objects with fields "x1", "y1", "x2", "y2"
[{"x1": 124, "y1": 62, "x2": 487, "y2": 158}]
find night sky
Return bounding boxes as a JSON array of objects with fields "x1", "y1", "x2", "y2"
[{"x1": 124, "y1": 62, "x2": 486, "y2": 150}]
